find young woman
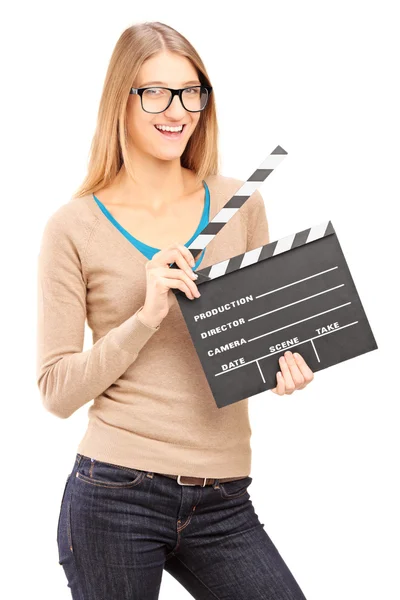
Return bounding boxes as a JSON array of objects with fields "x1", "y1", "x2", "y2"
[{"x1": 37, "y1": 21, "x2": 314, "y2": 600}]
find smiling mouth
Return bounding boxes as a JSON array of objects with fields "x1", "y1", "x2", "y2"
[{"x1": 154, "y1": 124, "x2": 187, "y2": 137}]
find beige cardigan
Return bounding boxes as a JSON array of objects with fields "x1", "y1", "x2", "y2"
[{"x1": 36, "y1": 173, "x2": 269, "y2": 478}]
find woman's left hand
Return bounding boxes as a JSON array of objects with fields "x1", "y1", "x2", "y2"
[{"x1": 271, "y1": 351, "x2": 314, "y2": 395}]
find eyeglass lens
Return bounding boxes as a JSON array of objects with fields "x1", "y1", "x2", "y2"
[{"x1": 142, "y1": 86, "x2": 209, "y2": 113}]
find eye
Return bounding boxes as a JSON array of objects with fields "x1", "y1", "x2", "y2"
[
  {"x1": 183, "y1": 87, "x2": 200, "y2": 95},
  {"x1": 143, "y1": 87, "x2": 165, "y2": 96}
]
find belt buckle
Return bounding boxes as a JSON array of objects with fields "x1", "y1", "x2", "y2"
[{"x1": 177, "y1": 475, "x2": 207, "y2": 487}]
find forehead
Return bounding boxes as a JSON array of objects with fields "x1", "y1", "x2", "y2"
[{"x1": 137, "y1": 52, "x2": 199, "y2": 87}]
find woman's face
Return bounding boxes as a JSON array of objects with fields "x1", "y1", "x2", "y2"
[{"x1": 126, "y1": 51, "x2": 202, "y2": 161}]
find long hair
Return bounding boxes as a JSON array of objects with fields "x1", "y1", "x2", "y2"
[{"x1": 72, "y1": 21, "x2": 220, "y2": 199}]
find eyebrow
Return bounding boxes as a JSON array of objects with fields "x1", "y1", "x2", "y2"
[{"x1": 138, "y1": 80, "x2": 201, "y2": 87}]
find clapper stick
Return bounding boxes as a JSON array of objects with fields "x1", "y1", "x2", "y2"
[
  {"x1": 169, "y1": 145, "x2": 288, "y2": 273},
  {"x1": 196, "y1": 221, "x2": 337, "y2": 283}
]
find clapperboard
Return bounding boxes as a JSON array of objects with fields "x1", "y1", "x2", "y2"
[{"x1": 171, "y1": 146, "x2": 378, "y2": 409}]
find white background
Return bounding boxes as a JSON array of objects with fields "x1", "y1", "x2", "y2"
[{"x1": 2, "y1": 1, "x2": 399, "y2": 598}]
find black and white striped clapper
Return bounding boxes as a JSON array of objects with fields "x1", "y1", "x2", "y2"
[
  {"x1": 172, "y1": 147, "x2": 378, "y2": 409},
  {"x1": 171, "y1": 145, "x2": 289, "y2": 266}
]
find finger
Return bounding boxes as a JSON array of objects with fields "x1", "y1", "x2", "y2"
[
  {"x1": 150, "y1": 255, "x2": 198, "y2": 290},
  {"x1": 278, "y1": 355, "x2": 296, "y2": 394},
  {"x1": 170, "y1": 243, "x2": 196, "y2": 271},
  {"x1": 152, "y1": 244, "x2": 196, "y2": 278},
  {"x1": 292, "y1": 352, "x2": 314, "y2": 387},
  {"x1": 159, "y1": 266, "x2": 200, "y2": 298},
  {"x1": 159, "y1": 275, "x2": 196, "y2": 300},
  {"x1": 271, "y1": 370, "x2": 285, "y2": 395},
  {"x1": 282, "y1": 351, "x2": 306, "y2": 390}
]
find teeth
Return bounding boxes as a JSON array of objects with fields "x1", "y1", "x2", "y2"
[{"x1": 155, "y1": 124, "x2": 184, "y2": 132}]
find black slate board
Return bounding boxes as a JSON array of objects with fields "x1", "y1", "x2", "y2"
[{"x1": 174, "y1": 221, "x2": 378, "y2": 408}]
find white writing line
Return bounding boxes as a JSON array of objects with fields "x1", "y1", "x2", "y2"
[
  {"x1": 249, "y1": 284, "x2": 345, "y2": 321},
  {"x1": 247, "y1": 302, "x2": 351, "y2": 342},
  {"x1": 311, "y1": 339, "x2": 320, "y2": 363},
  {"x1": 256, "y1": 360, "x2": 266, "y2": 383},
  {"x1": 214, "y1": 321, "x2": 359, "y2": 377},
  {"x1": 255, "y1": 266, "x2": 338, "y2": 299}
]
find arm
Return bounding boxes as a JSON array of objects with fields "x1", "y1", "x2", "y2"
[
  {"x1": 36, "y1": 207, "x2": 159, "y2": 420},
  {"x1": 245, "y1": 189, "x2": 270, "y2": 251}
]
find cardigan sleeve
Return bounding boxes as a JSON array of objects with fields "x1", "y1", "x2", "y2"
[
  {"x1": 36, "y1": 208, "x2": 160, "y2": 419},
  {"x1": 245, "y1": 189, "x2": 270, "y2": 251}
]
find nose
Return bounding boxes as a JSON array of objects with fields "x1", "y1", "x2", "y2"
[{"x1": 164, "y1": 93, "x2": 187, "y2": 117}]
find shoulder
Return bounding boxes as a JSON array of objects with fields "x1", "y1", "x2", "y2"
[
  {"x1": 39, "y1": 193, "x2": 99, "y2": 254},
  {"x1": 204, "y1": 173, "x2": 243, "y2": 197},
  {"x1": 41, "y1": 193, "x2": 97, "y2": 232}
]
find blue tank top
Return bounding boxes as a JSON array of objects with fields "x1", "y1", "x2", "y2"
[{"x1": 93, "y1": 180, "x2": 209, "y2": 271}]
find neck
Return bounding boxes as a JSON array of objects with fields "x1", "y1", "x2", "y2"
[{"x1": 113, "y1": 148, "x2": 193, "y2": 210}]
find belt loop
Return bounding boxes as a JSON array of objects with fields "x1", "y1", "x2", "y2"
[{"x1": 72, "y1": 453, "x2": 83, "y2": 476}]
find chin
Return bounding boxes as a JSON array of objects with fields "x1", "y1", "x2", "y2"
[{"x1": 152, "y1": 148, "x2": 186, "y2": 161}]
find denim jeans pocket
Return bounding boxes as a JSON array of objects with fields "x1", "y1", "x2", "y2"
[
  {"x1": 218, "y1": 476, "x2": 253, "y2": 499},
  {"x1": 75, "y1": 457, "x2": 147, "y2": 489}
]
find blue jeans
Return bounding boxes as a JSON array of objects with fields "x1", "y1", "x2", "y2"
[{"x1": 57, "y1": 453, "x2": 308, "y2": 599}]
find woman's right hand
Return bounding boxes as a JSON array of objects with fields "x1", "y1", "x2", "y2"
[{"x1": 138, "y1": 243, "x2": 201, "y2": 329}]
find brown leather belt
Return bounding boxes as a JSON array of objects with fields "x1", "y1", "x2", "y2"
[{"x1": 160, "y1": 473, "x2": 249, "y2": 487}]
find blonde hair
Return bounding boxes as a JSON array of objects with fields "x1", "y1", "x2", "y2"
[{"x1": 72, "y1": 21, "x2": 220, "y2": 199}]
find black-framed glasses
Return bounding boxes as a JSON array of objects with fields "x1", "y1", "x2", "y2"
[{"x1": 130, "y1": 85, "x2": 213, "y2": 114}]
